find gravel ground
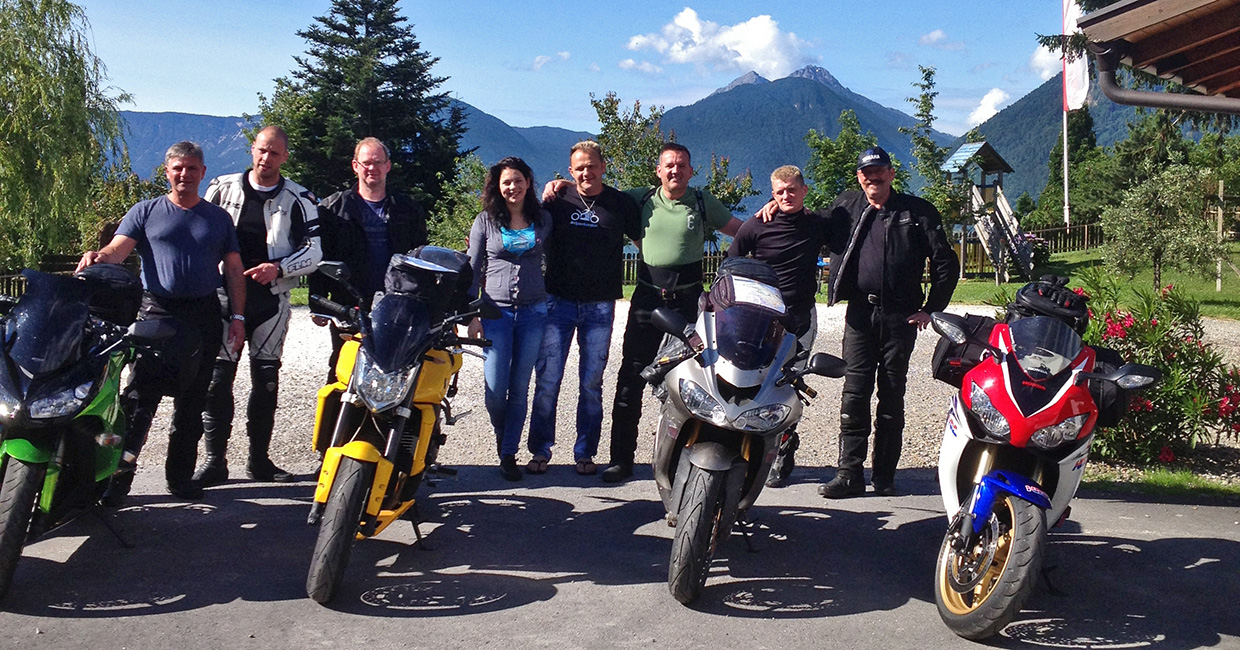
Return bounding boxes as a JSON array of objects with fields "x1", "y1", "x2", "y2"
[{"x1": 130, "y1": 303, "x2": 1240, "y2": 486}]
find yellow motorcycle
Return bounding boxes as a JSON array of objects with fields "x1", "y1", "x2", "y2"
[{"x1": 305, "y1": 246, "x2": 492, "y2": 604}]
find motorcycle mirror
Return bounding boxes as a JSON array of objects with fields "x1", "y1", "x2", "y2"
[
  {"x1": 127, "y1": 318, "x2": 177, "y2": 342},
  {"x1": 806, "y1": 353, "x2": 846, "y2": 378},
  {"x1": 1110, "y1": 363, "x2": 1162, "y2": 390},
  {"x1": 651, "y1": 307, "x2": 690, "y2": 342},
  {"x1": 316, "y1": 261, "x2": 350, "y2": 282},
  {"x1": 930, "y1": 312, "x2": 969, "y2": 345},
  {"x1": 470, "y1": 298, "x2": 502, "y2": 320}
]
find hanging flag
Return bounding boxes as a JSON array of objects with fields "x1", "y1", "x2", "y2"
[{"x1": 1063, "y1": 0, "x2": 1088, "y2": 110}]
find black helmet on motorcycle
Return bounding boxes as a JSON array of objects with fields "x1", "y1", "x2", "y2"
[
  {"x1": 709, "y1": 258, "x2": 786, "y2": 371},
  {"x1": 1007, "y1": 275, "x2": 1089, "y2": 335}
]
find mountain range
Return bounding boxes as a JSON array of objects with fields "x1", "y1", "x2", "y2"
[{"x1": 116, "y1": 65, "x2": 1137, "y2": 209}]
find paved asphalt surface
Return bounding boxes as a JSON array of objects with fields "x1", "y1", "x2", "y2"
[{"x1": 1, "y1": 466, "x2": 1238, "y2": 650}]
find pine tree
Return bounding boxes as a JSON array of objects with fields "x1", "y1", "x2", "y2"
[{"x1": 256, "y1": 0, "x2": 464, "y2": 207}]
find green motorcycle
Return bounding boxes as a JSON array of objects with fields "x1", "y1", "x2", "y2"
[{"x1": 0, "y1": 264, "x2": 169, "y2": 603}]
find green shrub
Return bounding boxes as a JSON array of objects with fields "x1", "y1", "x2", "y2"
[{"x1": 1076, "y1": 268, "x2": 1240, "y2": 463}]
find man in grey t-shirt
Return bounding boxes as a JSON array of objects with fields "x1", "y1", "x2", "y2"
[{"x1": 78, "y1": 141, "x2": 246, "y2": 502}]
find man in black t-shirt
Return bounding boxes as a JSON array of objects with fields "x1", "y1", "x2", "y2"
[
  {"x1": 730, "y1": 165, "x2": 828, "y2": 487},
  {"x1": 527, "y1": 141, "x2": 643, "y2": 475}
]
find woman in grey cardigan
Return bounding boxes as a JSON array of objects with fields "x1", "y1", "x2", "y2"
[{"x1": 467, "y1": 157, "x2": 553, "y2": 481}]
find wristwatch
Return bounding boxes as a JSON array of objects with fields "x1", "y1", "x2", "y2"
[{"x1": 231, "y1": 313, "x2": 246, "y2": 322}]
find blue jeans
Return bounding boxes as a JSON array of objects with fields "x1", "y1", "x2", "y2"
[
  {"x1": 529, "y1": 297, "x2": 616, "y2": 461},
  {"x1": 482, "y1": 302, "x2": 548, "y2": 459}
]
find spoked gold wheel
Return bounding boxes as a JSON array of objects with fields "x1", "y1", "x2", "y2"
[{"x1": 934, "y1": 494, "x2": 1045, "y2": 640}]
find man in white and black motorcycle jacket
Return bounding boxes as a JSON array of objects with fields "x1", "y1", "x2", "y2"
[{"x1": 196, "y1": 125, "x2": 322, "y2": 486}]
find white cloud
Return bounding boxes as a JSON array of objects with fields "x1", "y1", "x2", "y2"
[
  {"x1": 626, "y1": 8, "x2": 810, "y2": 78},
  {"x1": 1030, "y1": 45, "x2": 1060, "y2": 80},
  {"x1": 968, "y1": 88, "x2": 1010, "y2": 125},
  {"x1": 619, "y1": 58, "x2": 663, "y2": 75},
  {"x1": 532, "y1": 52, "x2": 572, "y2": 71},
  {"x1": 919, "y1": 29, "x2": 964, "y2": 50},
  {"x1": 588, "y1": 62, "x2": 601, "y2": 73}
]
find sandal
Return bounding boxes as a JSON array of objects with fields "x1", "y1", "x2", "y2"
[
  {"x1": 575, "y1": 459, "x2": 597, "y2": 476},
  {"x1": 525, "y1": 456, "x2": 549, "y2": 475}
]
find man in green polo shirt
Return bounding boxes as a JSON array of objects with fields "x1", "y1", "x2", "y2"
[{"x1": 603, "y1": 142, "x2": 742, "y2": 482}]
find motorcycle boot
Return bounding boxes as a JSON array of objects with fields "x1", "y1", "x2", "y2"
[
  {"x1": 101, "y1": 456, "x2": 138, "y2": 507},
  {"x1": 245, "y1": 359, "x2": 294, "y2": 482},
  {"x1": 196, "y1": 360, "x2": 238, "y2": 487},
  {"x1": 765, "y1": 429, "x2": 800, "y2": 488}
]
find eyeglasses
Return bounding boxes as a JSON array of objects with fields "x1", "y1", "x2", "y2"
[{"x1": 354, "y1": 160, "x2": 388, "y2": 168}]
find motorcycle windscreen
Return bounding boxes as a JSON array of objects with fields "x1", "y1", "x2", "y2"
[
  {"x1": 710, "y1": 276, "x2": 786, "y2": 371},
  {"x1": 364, "y1": 292, "x2": 432, "y2": 372},
  {"x1": 1007, "y1": 316, "x2": 1083, "y2": 380},
  {"x1": 4, "y1": 271, "x2": 92, "y2": 377}
]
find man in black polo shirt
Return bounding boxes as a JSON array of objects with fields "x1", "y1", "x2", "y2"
[
  {"x1": 820, "y1": 146, "x2": 959, "y2": 498},
  {"x1": 729, "y1": 165, "x2": 827, "y2": 487}
]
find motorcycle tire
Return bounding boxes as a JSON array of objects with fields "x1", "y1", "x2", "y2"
[
  {"x1": 668, "y1": 465, "x2": 726, "y2": 604},
  {"x1": 0, "y1": 457, "x2": 46, "y2": 603},
  {"x1": 934, "y1": 492, "x2": 1046, "y2": 640},
  {"x1": 306, "y1": 456, "x2": 374, "y2": 604}
]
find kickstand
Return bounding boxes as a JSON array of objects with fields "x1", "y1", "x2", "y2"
[
  {"x1": 1041, "y1": 564, "x2": 1066, "y2": 596},
  {"x1": 91, "y1": 508, "x2": 134, "y2": 549},
  {"x1": 409, "y1": 503, "x2": 430, "y2": 551}
]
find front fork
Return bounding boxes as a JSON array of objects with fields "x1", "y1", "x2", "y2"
[{"x1": 953, "y1": 467, "x2": 1053, "y2": 551}]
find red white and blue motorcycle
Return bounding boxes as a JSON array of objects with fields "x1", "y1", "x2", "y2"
[{"x1": 928, "y1": 278, "x2": 1160, "y2": 640}]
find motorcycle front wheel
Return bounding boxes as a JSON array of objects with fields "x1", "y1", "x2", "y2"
[
  {"x1": 668, "y1": 465, "x2": 726, "y2": 604},
  {"x1": 0, "y1": 457, "x2": 47, "y2": 603},
  {"x1": 306, "y1": 456, "x2": 375, "y2": 604},
  {"x1": 935, "y1": 492, "x2": 1046, "y2": 640}
]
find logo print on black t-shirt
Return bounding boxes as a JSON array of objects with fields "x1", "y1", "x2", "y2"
[{"x1": 570, "y1": 209, "x2": 600, "y2": 227}]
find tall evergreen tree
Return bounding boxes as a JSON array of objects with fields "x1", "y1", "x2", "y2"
[
  {"x1": 0, "y1": 0, "x2": 128, "y2": 268},
  {"x1": 899, "y1": 66, "x2": 970, "y2": 229},
  {"x1": 590, "y1": 92, "x2": 667, "y2": 190},
  {"x1": 256, "y1": 0, "x2": 464, "y2": 207}
]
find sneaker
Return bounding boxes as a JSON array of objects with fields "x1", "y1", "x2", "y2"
[
  {"x1": 192, "y1": 459, "x2": 229, "y2": 488},
  {"x1": 167, "y1": 479, "x2": 204, "y2": 500},
  {"x1": 101, "y1": 467, "x2": 135, "y2": 507},
  {"x1": 246, "y1": 458, "x2": 296, "y2": 483},
  {"x1": 601, "y1": 462, "x2": 634, "y2": 483},
  {"x1": 818, "y1": 475, "x2": 865, "y2": 499},
  {"x1": 499, "y1": 455, "x2": 522, "y2": 482}
]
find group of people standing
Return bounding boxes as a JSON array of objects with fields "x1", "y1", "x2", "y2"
[{"x1": 76, "y1": 127, "x2": 958, "y2": 503}]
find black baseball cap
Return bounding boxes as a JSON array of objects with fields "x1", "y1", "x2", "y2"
[{"x1": 857, "y1": 146, "x2": 891, "y2": 170}]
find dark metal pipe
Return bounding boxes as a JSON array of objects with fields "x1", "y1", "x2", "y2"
[{"x1": 1090, "y1": 42, "x2": 1240, "y2": 114}]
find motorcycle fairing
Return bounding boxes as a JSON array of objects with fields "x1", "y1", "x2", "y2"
[
  {"x1": 365, "y1": 293, "x2": 433, "y2": 372},
  {"x1": 961, "y1": 323, "x2": 1100, "y2": 448},
  {"x1": 966, "y1": 470, "x2": 1053, "y2": 536}
]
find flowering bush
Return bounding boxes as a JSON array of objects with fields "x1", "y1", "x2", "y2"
[{"x1": 1076, "y1": 267, "x2": 1240, "y2": 463}]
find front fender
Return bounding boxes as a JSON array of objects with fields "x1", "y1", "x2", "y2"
[
  {"x1": 968, "y1": 470, "x2": 1052, "y2": 535},
  {"x1": 684, "y1": 441, "x2": 739, "y2": 472},
  {"x1": 313, "y1": 441, "x2": 394, "y2": 519},
  {"x1": 1, "y1": 437, "x2": 53, "y2": 464}
]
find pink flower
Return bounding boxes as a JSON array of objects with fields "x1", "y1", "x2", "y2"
[
  {"x1": 1150, "y1": 318, "x2": 1158, "y2": 326},
  {"x1": 1159, "y1": 446, "x2": 1176, "y2": 463},
  {"x1": 1072, "y1": 287, "x2": 1088, "y2": 297}
]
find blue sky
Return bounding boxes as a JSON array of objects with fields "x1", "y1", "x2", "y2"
[{"x1": 75, "y1": 1, "x2": 1068, "y2": 137}]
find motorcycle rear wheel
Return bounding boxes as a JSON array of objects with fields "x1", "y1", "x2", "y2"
[
  {"x1": 0, "y1": 457, "x2": 47, "y2": 603},
  {"x1": 935, "y1": 493, "x2": 1046, "y2": 640},
  {"x1": 668, "y1": 465, "x2": 726, "y2": 604},
  {"x1": 306, "y1": 457, "x2": 374, "y2": 604}
]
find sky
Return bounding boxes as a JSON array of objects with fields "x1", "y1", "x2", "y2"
[{"x1": 74, "y1": 1, "x2": 1069, "y2": 137}]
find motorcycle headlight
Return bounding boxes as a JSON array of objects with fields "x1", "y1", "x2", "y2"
[
  {"x1": 1030, "y1": 413, "x2": 1089, "y2": 449},
  {"x1": 734, "y1": 404, "x2": 791, "y2": 432},
  {"x1": 28, "y1": 381, "x2": 93, "y2": 419},
  {"x1": 679, "y1": 379, "x2": 728, "y2": 426},
  {"x1": 969, "y1": 381, "x2": 1010, "y2": 439},
  {"x1": 354, "y1": 348, "x2": 417, "y2": 412}
]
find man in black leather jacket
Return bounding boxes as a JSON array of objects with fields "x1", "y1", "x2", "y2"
[
  {"x1": 310, "y1": 137, "x2": 428, "y2": 379},
  {"x1": 819, "y1": 146, "x2": 959, "y2": 498}
]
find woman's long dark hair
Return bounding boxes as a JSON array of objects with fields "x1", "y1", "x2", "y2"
[{"x1": 482, "y1": 157, "x2": 541, "y2": 229}]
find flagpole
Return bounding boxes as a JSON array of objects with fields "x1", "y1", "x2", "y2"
[{"x1": 1062, "y1": 109, "x2": 1070, "y2": 229}]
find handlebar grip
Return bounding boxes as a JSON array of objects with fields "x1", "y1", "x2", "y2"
[{"x1": 309, "y1": 294, "x2": 351, "y2": 321}]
